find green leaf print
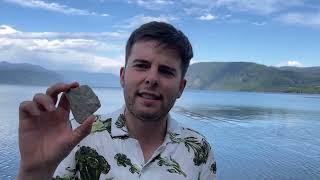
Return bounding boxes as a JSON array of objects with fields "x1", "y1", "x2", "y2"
[
  {"x1": 53, "y1": 175, "x2": 79, "y2": 180},
  {"x1": 53, "y1": 167, "x2": 78, "y2": 180},
  {"x1": 210, "y1": 162, "x2": 217, "y2": 174},
  {"x1": 114, "y1": 153, "x2": 140, "y2": 174},
  {"x1": 75, "y1": 146, "x2": 111, "y2": 180},
  {"x1": 91, "y1": 117, "x2": 112, "y2": 134},
  {"x1": 168, "y1": 132, "x2": 210, "y2": 166},
  {"x1": 115, "y1": 114, "x2": 126, "y2": 129},
  {"x1": 155, "y1": 155, "x2": 187, "y2": 177}
]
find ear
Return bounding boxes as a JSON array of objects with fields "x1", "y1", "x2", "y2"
[
  {"x1": 177, "y1": 79, "x2": 186, "y2": 98},
  {"x1": 120, "y1": 67, "x2": 125, "y2": 88}
]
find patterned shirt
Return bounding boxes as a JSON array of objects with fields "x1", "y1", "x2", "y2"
[{"x1": 53, "y1": 107, "x2": 216, "y2": 180}]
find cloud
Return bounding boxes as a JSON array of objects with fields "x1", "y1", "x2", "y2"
[
  {"x1": 189, "y1": 59, "x2": 197, "y2": 64},
  {"x1": 277, "y1": 60, "x2": 303, "y2": 67},
  {"x1": 0, "y1": 46, "x2": 123, "y2": 73},
  {"x1": 117, "y1": 14, "x2": 178, "y2": 29},
  {"x1": 277, "y1": 12, "x2": 320, "y2": 27},
  {"x1": 8, "y1": 38, "x2": 120, "y2": 52},
  {"x1": 216, "y1": 0, "x2": 293, "y2": 14},
  {"x1": 184, "y1": 7, "x2": 206, "y2": 15},
  {"x1": 0, "y1": 25, "x2": 124, "y2": 73},
  {"x1": 126, "y1": 0, "x2": 317, "y2": 29},
  {"x1": 287, "y1": 60, "x2": 303, "y2": 67},
  {"x1": 4, "y1": 0, "x2": 109, "y2": 16},
  {"x1": 0, "y1": 25, "x2": 128, "y2": 40},
  {"x1": 252, "y1": 21, "x2": 266, "y2": 26},
  {"x1": 198, "y1": 14, "x2": 216, "y2": 21},
  {"x1": 182, "y1": 0, "x2": 305, "y2": 15},
  {"x1": 127, "y1": 0, "x2": 313, "y2": 27},
  {"x1": 128, "y1": 0, "x2": 174, "y2": 10},
  {"x1": 0, "y1": 25, "x2": 18, "y2": 35}
]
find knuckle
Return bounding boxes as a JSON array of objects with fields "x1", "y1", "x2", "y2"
[
  {"x1": 53, "y1": 82, "x2": 65, "y2": 87},
  {"x1": 45, "y1": 87, "x2": 52, "y2": 95},
  {"x1": 46, "y1": 82, "x2": 66, "y2": 95},
  {"x1": 19, "y1": 101, "x2": 30, "y2": 110},
  {"x1": 33, "y1": 93, "x2": 44, "y2": 101}
]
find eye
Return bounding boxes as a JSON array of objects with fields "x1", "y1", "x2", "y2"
[
  {"x1": 134, "y1": 63, "x2": 149, "y2": 70},
  {"x1": 159, "y1": 68, "x2": 175, "y2": 77}
]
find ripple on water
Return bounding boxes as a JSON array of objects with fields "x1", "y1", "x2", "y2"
[{"x1": 172, "y1": 105, "x2": 320, "y2": 180}]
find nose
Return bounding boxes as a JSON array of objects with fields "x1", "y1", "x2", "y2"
[{"x1": 145, "y1": 67, "x2": 159, "y2": 87}]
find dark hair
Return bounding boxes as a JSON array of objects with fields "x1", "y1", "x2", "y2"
[{"x1": 125, "y1": 21, "x2": 193, "y2": 78}]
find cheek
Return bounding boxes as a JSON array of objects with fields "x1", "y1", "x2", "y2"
[
  {"x1": 161, "y1": 81, "x2": 181, "y2": 98},
  {"x1": 123, "y1": 75, "x2": 137, "y2": 94}
]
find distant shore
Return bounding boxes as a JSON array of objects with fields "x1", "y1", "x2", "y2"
[{"x1": 2, "y1": 83, "x2": 319, "y2": 95}]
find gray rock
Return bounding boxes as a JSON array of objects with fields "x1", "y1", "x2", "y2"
[{"x1": 66, "y1": 85, "x2": 101, "y2": 124}]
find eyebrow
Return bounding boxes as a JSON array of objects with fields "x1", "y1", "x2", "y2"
[
  {"x1": 159, "y1": 65, "x2": 177, "y2": 74},
  {"x1": 132, "y1": 59, "x2": 149, "y2": 64},
  {"x1": 132, "y1": 59, "x2": 177, "y2": 74}
]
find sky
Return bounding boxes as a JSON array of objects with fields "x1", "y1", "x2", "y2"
[{"x1": 0, "y1": 0, "x2": 320, "y2": 74}]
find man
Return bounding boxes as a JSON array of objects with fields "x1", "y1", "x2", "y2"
[{"x1": 17, "y1": 21, "x2": 216, "y2": 180}]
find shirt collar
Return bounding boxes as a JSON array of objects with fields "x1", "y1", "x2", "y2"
[
  {"x1": 110, "y1": 105, "x2": 181, "y2": 138},
  {"x1": 110, "y1": 106, "x2": 129, "y2": 138}
]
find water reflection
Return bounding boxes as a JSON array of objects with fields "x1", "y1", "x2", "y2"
[
  {"x1": 172, "y1": 105, "x2": 320, "y2": 180},
  {"x1": 1, "y1": 85, "x2": 319, "y2": 180},
  {"x1": 174, "y1": 105, "x2": 319, "y2": 122}
]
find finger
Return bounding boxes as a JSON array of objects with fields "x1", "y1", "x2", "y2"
[
  {"x1": 70, "y1": 115, "x2": 96, "y2": 147},
  {"x1": 57, "y1": 93, "x2": 70, "y2": 113},
  {"x1": 19, "y1": 101, "x2": 41, "y2": 118},
  {"x1": 45, "y1": 82, "x2": 65, "y2": 104},
  {"x1": 68, "y1": 81, "x2": 80, "y2": 89},
  {"x1": 33, "y1": 93, "x2": 56, "y2": 112},
  {"x1": 46, "y1": 82, "x2": 79, "y2": 104}
]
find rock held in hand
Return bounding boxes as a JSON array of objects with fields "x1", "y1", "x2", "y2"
[{"x1": 66, "y1": 85, "x2": 101, "y2": 124}]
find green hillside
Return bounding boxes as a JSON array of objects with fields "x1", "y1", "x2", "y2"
[
  {"x1": 0, "y1": 61, "x2": 120, "y2": 87},
  {"x1": 186, "y1": 62, "x2": 320, "y2": 94},
  {"x1": 0, "y1": 61, "x2": 63, "y2": 85}
]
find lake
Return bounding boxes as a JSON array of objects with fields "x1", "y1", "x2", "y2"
[{"x1": 0, "y1": 84, "x2": 319, "y2": 180}]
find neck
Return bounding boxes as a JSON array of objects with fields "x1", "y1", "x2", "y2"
[
  {"x1": 125, "y1": 109, "x2": 167, "y2": 144},
  {"x1": 124, "y1": 108, "x2": 167, "y2": 162}
]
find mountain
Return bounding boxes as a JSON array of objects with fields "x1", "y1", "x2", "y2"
[
  {"x1": 0, "y1": 61, "x2": 120, "y2": 87},
  {"x1": 278, "y1": 66, "x2": 320, "y2": 77},
  {"x1": 185, "y1": 62, "x2": 320, "y2": 94},
  {"x1": 58, "y1": 70, "x2": 120, "y2": 88},
  {"x1": 0, "y1": 61, "x2": 63, "y2": 85},
  {"x1": 2, "y1": 61, "x2": 320, "y2": 94}
]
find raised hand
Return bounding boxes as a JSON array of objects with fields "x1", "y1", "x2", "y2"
[{"x1": 17, "y1": 82, "x2": 95, "y2": 180}]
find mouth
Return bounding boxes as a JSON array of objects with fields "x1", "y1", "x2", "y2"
[{"x1": 137, "y1": 91, "x2": 162, "y2": 100}]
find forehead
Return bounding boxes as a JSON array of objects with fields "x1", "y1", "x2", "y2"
[{"x1": 128, "y1": 40, "x2": 181, "y2": 66}]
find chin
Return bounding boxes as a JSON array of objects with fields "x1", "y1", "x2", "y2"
[
  {"x1": 136, "y1": 113, "x2": 161, "y2": 122},
  {"x1": 135, "y1": 109, "x2": 163, "y2": 122}
]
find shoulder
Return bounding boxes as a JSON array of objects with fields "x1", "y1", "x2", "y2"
[
  {"x1": 180, "y1": 126, "x2": 211, "y2": 148},
  {"x1": 168, "y1": 124, "x2": 213, "y2": 166},
  {"x1": 181, "y1": 126, "x2": 212, "y2": 152},
  {"x1": 181, "y1": 127, "x2": 206, "y2": 138},
  {"x1": 178, "y1": 127, "x2": 216, "y2": 178}
]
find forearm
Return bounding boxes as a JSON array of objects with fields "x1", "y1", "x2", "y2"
[{"x1": 17, "y1": 166, "x2": 55, "y2": 180}]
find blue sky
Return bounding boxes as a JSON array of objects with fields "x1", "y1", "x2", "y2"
[{"x1": 0, "y1": 0, "x2": 319, "y2": 74}]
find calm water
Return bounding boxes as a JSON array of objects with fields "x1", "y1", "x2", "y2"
[{"x1": 0, "y1": 84, "x2": 320, "y2": 180}]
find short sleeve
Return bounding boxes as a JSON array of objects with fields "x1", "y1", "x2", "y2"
[{"x1": 199, "y1": 148, "x2": 217, "y2": 180}]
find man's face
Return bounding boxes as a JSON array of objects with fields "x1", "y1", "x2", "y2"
[{"x1": 120, "y1": 40, "x2": 186, "y2": 122}]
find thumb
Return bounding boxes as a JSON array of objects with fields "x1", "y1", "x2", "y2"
[{"x1": 70, "y1": 115, "x2": 96, "y2": 147}]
